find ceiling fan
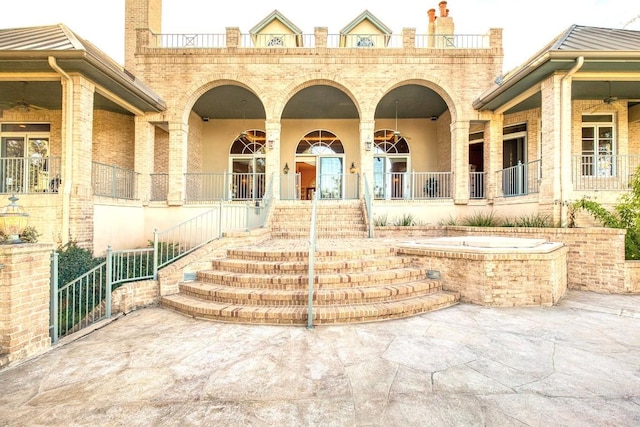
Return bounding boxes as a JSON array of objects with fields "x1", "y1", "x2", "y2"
[
  {"x1": 586, "y1": 81, "x2": 640, "y2": 112},
  {"x1": 0, "y1": 81, "x2": 47, "y2": 113}
]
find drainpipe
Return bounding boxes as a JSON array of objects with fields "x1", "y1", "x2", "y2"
[
  {"x1": 559, "y1": 56, "x2": 584, "y2": 227},
  {"x1": 47, "y1": 56, "x2": 74, "y2": 244}
]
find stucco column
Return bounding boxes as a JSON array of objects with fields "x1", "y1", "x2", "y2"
[
  {"x1": 359, "y1": 119, "x2": 375, "y2": 198},
  {"x1": 484, "y1": 114, "x2": 503, "y2": 201},
  {"x1": 540, "y1": 73, "x2": 565, "y2": 225},
  {"x1": 134, "y1": 118, "x2": 155, "y2": 204},
  {"x1": 167, "y1": 121, "x2": 188, "y2": 205},
  {"x1": 265, "y1": 119, "x2": 281, "y2": 199},
  {"x1": 450, "y1": 120, "x2": 470, "y2": 204},
  {"x1": 67, "y1": 76, "x2": 95, "y2": 248}
]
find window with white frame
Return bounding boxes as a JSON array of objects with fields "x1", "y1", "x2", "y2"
[{"x1": 581, "y1": 114, "x2": 615, "y2": 176}]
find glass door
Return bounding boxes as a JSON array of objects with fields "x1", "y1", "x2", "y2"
[{"x1": 318, "y1": 156, "x2": 343, "y2": 199}]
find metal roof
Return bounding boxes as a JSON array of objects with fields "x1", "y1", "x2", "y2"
[
  {"x1": 473, "y1": 25, "x2": 640, "y2": 112},
  {"x1": 340, "y1": 10, "x2": 392, "y2": 35},
  {"x1": 250, "y1": 10, "x2": 302, "y2": 35},
  {"x1": 0, "y1": 24, "x2": 166, "y2": 114}
]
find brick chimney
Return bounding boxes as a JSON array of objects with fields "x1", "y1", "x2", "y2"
[
  {"x1": 427, "y1": 8, "x2": 436, "y2": 36},
  {"x1": 435, "y1": 1, "x2": 454, "y2": 36}
]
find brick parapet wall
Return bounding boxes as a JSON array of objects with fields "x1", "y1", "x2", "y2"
[
  {"x1": 0, "y1": 244, "x2": 54, "y2": 369},
  {"x1": 376, "y1": 226, "x2": 631, "y2": 293}
]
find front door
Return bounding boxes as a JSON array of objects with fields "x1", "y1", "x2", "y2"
[{"x1": 318, "y1": 156, "x2": 343, "y2": 199}]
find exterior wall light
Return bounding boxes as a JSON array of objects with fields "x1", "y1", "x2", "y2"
[
  {"x1": 365, "y1": 139, "x2": 372, "y2": 151},
  {"x1": 283, "y1": 163, "x2": 290, "y2": 174},
  {"x1": 0, "y1": 195, "x2": 29, "y2": 244},
  {"x1": 349, "y1": 162, "x2": 357, "y2": 174}
]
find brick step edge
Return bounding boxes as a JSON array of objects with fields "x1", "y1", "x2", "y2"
[
  {"x1": 161, "y1": 292, "x2": 459, "y2": 325},
  {"x1": 179, "y1": 280, "x2": 442, "y2": 305}
]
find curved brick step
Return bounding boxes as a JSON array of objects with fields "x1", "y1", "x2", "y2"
[
  {"x1": 179, "y1": 280, "x2": 442, "y2": 306},
  {"x1": 196, "y1": 267, "x2": 430, "y2": 289},
  {"x1": 226, "y1": 246, "x2": 396, "y2": 262},
  {"x1": 211, "y1": 255, "x2": 414, "y2": 274},
  {"x1": 161, "y1": 291, "x2": 459, "y2": 325}
]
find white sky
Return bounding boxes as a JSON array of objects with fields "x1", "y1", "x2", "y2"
[{"x1": 1, "y1": 0, "x2": 639, "y2": 72}]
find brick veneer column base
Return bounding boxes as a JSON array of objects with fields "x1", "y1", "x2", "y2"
[{"x1": 0, "y1": 243, "x2": 54, "y2": 369}]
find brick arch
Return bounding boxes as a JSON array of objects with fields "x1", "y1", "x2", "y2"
[
  {"x1": 177, "y1": 77, "x2": 266, "y2": 124},
  {"x1": 272, "y1": 77, "x2": 362, "y2": 121},
  {"x1": 369, "y1": 78, "x2": 459, "y2": 123}
]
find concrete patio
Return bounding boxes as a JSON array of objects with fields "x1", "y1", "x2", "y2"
[{"x1": 1, "y1": 290, "x2": 639, "y2": 426}]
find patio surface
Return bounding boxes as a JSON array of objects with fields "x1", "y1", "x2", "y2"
[{"x1": 1, "y1": 290, "x2": 639, "y2": 426}]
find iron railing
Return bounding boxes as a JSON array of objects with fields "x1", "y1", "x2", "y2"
[
  {"x1": 0, "y1": 156, "x2": 61, "y2": 194},
  {"x1": 150, "y1": 32, "x2": 490, "y2": 50},
  {"x1": 496, "y1": 160, "x2": 541, "y2": 197},
  {"x1": 373, "y1": 171, "x2": 453, "y2": 200},
  {"x1": 307, "y1": 191, "x2": 318, "y2": 330},
  {"x1": 92, "y1": 161, "x2": 138, "y2": 199},
  {"x1": 185, "y1": 172, "x2": 266, "y2": 203},
  {"x1": 469, "y1": 172, "x2": 486, "y2": 199},
  {"x1": 572, "y1": 154, "x2": 640, "y2": 190}
]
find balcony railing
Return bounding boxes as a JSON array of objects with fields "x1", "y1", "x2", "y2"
[
  {"x1": 92, "y1": 162, "x2": 138, "y2": 200},
  {"x1": 373, "y1": 171, "x2": 453, "y2": 200},
  {"x1": 496, "y1": 160, "x2": 541, "y2": 197},
  {"x1": 572, "y1": 154, "x2": 640, "y2": 190},
  {"x1": 469, "y1": 172, "x2": 485, "y2": 199},
  {"x1": 0, "y1": 156, "x2": 61, "y2": 194},
  {"x1": 151, "y1": 32, "x2": 490, "y2": 50},
  {"x1": 185, "y1": 172, "x2": 266, "y2": 203}
]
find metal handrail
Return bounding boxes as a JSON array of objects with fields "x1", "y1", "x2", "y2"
[
  {"x1": 363, "y1": 174, "x2": 374, "y2": 238},
  {"x1": 307, "y1": 191, "x2": 318, "y2": 329}
]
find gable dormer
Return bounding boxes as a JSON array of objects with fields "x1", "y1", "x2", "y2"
[
  {"x1": 339, "y1": 10, "x2": 392, "y2": 48},
  {"x1": 250, "y1": 10, "x2": 303, "y2": 47}
]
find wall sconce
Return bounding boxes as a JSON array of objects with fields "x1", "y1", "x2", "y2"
[
  {"x1": 0, "y1": 195, "x2": 29, "y2": 244},
  {"x1": 267, "y1": 139, "x2": 274, "y2": 150},
  {"x1": 349, "y1": 162, "x2": 357, "y2": 174},
  {"x1": 365, "y1": 139, "x2": 372, "y2": 151},
  {"x1": 283, "y1": 163, "x2": 290, "y2": 174}
]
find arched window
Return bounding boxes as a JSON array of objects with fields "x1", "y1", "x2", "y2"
[
  {"x1": 296, "y1": 130, "x2": 344, "y2": 154},
  {"x1": 230, "y1": 130, "x2": 266, "y2": 155},
  {"x1": 373, "y1": 129, "x2": 410, "y2": 154}
]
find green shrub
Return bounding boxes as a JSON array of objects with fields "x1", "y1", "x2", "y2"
[
  {"x1": 437, "y1": 215, "x2": 459, "y2": 226},
  {"x1": 0, "y1": 226, "x2": 40, "y2": 243},
  {"x1": 461, "y1": 211, "x2": 501, "y2": 227},
  {"x1": 57, "y1": 241, "x2": 105, "y2": 286},
  {"x1": 373, "y1": 214, "x2": 388, "y2": 226},
  {"x1": 513, "y1": 213, "x2": 552, "y2": 228},
  {"x1": 392, "y1": 213, "x2": 417, "y2": 226}
]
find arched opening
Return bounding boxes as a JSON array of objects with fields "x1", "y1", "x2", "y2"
[
  {"x1": 294, "y1": 129, "x2": 354, "y2": 200},
  {"x1": 229, "y1": 130, "x2": 266, "y2": 200},
  {"x1": 373, "y1": 129, "x2": 410, "y2": 199}
]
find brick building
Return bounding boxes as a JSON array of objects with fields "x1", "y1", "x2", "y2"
[{"x1": 0, "y1": 0, "x2": 639, "y2": 252}]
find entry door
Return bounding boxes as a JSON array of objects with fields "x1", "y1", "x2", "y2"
[
  {"x1": 318, "y1": 156, "x2": 343, "y2": 199},
  {"x1": 373, "y1": 156, "x2": 408, "y2": 199}
]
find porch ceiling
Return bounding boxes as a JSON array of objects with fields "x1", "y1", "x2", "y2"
[{"x1": 192, "y1": 84, "x2": 449, "y2": 120}]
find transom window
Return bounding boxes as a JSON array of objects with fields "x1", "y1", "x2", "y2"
[
  {"x1": 373, "y1": 129, "x2": 410, "y2": 154},
  {"x1": 230, "y1": 130, "x2": 266, "y2": 155},
  {"x1": 296, "y1": 130, "x2": 344, "y2": 154},
  {"x1": 267, "y1": 36, "x2": 284, "y2": 47},
  {"x1": 356, "y1": 36, "x2": 374, "y2": 47}
]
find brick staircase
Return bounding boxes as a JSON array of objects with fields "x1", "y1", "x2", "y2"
[
  {"x1": 269, "y1": 200, "x2": 368, "y2": 239},
  {"x1": 161, "y1": 239, "x2": 459, "y2": 325}
]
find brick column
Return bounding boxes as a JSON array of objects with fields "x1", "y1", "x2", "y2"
[
  {"x1": 484, "y1": 114, "x2": 503, "y2": 201},
  {"x1": 167, "y1": 121, "x2": 188, "y2": 205},
  {"x1": 359, "y1": 119, "x2": 375, "y2": 198},
  {"x1": 226, "y1": 27, "x2": 240, "y2": 48},
  {"x1": 134, "y1": 118, "x2": 156, "y2": 204},
  {"x1": 402, "y1": 28, "x2": 416, "y2": 48},
  {"x1": 68, "y1": 76, "x2": 95, "y2": 249},
  {"x1": 265, "y1": 119, "x2": 281, "y2": 199},
  {"x1": 0, "y1": 244, "x2": 54, "y2": 368},
  {"x1": 314, "y1": 27, "x2": 328, "y2": 48},
  {"x1": 450, "y1": 120, "x2": 470, "y2": 204},
  {"x1": 540, "y1": 73, "x2": 564, "y2": 224}
]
